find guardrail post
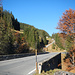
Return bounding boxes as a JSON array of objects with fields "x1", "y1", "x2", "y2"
[
  {"x1": 38, "y1": 63, "x2": 42, "y2": 74},
  {"x1": 35, "y1": 49, "x2": 38, "y2": 72}
]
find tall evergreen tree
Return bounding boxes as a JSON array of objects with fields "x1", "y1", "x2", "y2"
[
  {"x1": 55, "y1": 33, "x2": 64, "y2": 49},
  {"x1": 42, "y1": 31, "x2": 47, "y2": 45}
]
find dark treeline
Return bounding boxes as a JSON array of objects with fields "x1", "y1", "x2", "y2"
[{"x1": 0, "y1": 8, "x2": 50, "y2": 55}]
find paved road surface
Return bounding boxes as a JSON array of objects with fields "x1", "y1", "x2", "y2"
[
  {"x1": 0, "y1": 52, "x2": 60, "y2": 75},
  {"x1": 45, "y1": 40, "x2": 55, "y2": 48}
]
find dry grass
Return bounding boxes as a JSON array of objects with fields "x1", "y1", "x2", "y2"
[{"x1": 11, "y1": 29, "x2": 24, "y2": 34}]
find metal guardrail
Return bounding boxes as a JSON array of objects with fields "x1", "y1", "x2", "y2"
[
  {"x1": 54, "y1": 71, "x2": 75, "y2": 75},
  {"x1": 0, "y1": 52, "x2": 49, "y2": 61}
]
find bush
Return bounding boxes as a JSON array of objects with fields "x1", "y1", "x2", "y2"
[
  {"x1": 52, "y1": 43, "x2": 55, "y2": 49},
  {"x1": 56, "y1": 46, "x2": 58, "y2": 50}
]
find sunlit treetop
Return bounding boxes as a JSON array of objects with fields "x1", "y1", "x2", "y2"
[{"x1": 56, "y1": 8, "x2": 75, "y2": 36}]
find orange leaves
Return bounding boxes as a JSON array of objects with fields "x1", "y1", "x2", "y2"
[
  {"x1": 56, "y1": 8, "x2": 75, "y2": 37},
  {"x1": 22, "y1": 37, "x2": 24, "y2": 41},
  {"x1": 15, "y1": 32, "x2": 19, "y2": 36},
  {"x1": 65, "y1": 58, "x2": 70, "y2": 63},
  {"x1": 58, "y1": 63, "x2": 61, "y2": 67}
]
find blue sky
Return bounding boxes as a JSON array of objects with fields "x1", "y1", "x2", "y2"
[{"x1": 2, "y1": 0, "x2": 75, "y2": 36}]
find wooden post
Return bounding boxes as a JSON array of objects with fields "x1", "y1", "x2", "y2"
[{"x1": 35, "y1": 49, "x2": 38, "y2": 72}]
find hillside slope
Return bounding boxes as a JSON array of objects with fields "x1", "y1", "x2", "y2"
[{"x1": 0, "y1": 9, "x2": 50, "y2": 54}]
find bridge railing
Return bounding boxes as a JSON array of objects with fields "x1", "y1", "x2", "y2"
[{"x1": 38, "y1": 53, "x2": 61, "y2": 74}]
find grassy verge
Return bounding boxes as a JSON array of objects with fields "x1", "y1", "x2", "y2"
[{"x1": 34, "y1": 69, "x2": 61, "y2": 75}]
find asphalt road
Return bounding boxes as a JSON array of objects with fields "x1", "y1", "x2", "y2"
[
  {"x1": 0, "y1": 52, "x2": 60, "y2": 75},
  {"x1": 45, "y1": 40, "x2": 55, "y2": 48}
]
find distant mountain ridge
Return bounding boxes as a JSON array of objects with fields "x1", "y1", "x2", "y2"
[{"x1": 20, "y1": 22, "x2": 50, "y2": 37}]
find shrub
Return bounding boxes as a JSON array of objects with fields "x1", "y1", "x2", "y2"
[{"x1": 52, "y1": 43, "x2": 55, "y2": 49}]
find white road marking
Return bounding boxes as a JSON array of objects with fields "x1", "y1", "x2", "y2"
[{"x1": 28, "y1": 68, "x2": 36, "y2": 75}]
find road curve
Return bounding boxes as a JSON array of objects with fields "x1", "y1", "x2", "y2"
[
  {"x1": 0, "y1": 52, "x2": 60, "y2": 75},
  {"x1": 45, "y1": 40, "x2": 55, "y2": 48}
]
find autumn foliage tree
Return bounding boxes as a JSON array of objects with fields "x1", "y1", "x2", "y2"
[{"x1": 56, "y1": 8, "x2": 75, "y2": 69}]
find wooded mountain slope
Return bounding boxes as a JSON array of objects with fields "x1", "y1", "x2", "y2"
[{"x1": 0, "y1": 9, "x2": 50, "y2": 54}]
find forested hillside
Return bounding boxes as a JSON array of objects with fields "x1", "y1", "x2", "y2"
[
  {"x1": 20, "y1": 23, "x2": 50, "y2": 37},
  {"x1": 0, "y1": 9, "x2": 50, "y2": 55},
  {"x1": 20, "y1": 23, "x2": 50, "y2": 48},
  {"x1": 52, "y1": 33, "x2": 73, "y2": 51}
]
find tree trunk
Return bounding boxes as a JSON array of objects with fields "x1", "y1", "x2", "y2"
[{"x1": 72, "y1": 53, "x2": 74, "y2": 67}]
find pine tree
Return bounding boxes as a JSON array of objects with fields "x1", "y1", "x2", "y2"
[
  {"x1": 55, "y1": 33, "x2": 64, "y2": 49},
  {"x1": 42, "y1": 31, "x2": 47, "y2": 45},
  {"x1": 65, "y1": 36, "x2": 73, "y2": 51}
]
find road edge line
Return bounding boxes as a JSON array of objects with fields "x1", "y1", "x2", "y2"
[{"x1": 28, "y1": 68, "x2": 36, "y2": 75}]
